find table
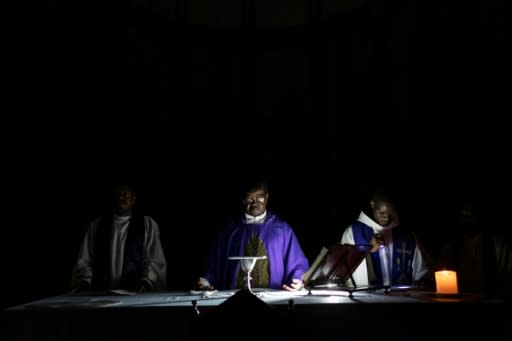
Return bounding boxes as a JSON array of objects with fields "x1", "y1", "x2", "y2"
[{"x1": 4, "y1": 288, "x2": 509, "y2": 341}]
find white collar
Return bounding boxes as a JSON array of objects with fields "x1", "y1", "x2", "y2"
[
  {"x1": 113, "y1": 214, "x2": 131, "y2": 223},
  {"x1": 356, "y1": 210, "x2": 399, "y2": 232},
  {"x1": 244, "y1": 211, "x2": 267, "y2": 224}
]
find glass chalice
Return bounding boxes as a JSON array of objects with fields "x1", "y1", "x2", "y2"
[{"x1": 228, "y1": 256, "x2": 267, "y2": 294}]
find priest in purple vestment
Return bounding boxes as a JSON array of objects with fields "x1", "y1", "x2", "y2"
[{"x1": 195, "y1": 178, "x2": 309, "y2": 291}]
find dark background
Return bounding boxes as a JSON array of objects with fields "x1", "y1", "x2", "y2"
[{"x1": 5, "y1": 0, "x2": 510, "y2": 309}]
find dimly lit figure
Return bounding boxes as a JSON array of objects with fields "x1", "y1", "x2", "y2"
[
  {"x1": 71, "y1": 183, "x2": 167, "y2": 293},
  {"x1": 437, "y1": 197, "x2": 512, "y2": 299}
]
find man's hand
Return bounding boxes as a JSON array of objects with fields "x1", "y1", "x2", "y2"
[
  {"x1": 71, "y1": 280, "x2": 91, "y2": 294},
  {"x1": 282, "y1": 278, "x2": 303, "y2": 291},
  {"x1": 137, "y1": 279, "x2": 152, "y2": 293},
  {"x1": 370, "y1": 233, "x2": 385, "y2": 253},
  {"x1": 195, "y1": 277, "x2": 214, "y2": 291}
]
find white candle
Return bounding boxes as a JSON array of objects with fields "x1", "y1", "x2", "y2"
[{"x1": 435, "y1": 270, "x2": 458, "y2": 294}]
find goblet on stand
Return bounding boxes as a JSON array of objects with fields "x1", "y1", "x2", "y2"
[{"x1": 228, "y1": 256, "x2": 267, "y2": 294}]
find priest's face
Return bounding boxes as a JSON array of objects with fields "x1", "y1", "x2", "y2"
[
  {"x1": 370, "y1": 199, "x2": 397, "y2": 227},
  {"x1": 114, "y1": 185, "x2": 136, "y2": 216},
  {"x1": 242, "y1": 188, "x2": 268, "y2": 217}
]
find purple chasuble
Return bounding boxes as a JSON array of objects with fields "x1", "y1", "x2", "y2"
[{"x1": 203, "y1": 211, "x2": 309, "y2": 290}]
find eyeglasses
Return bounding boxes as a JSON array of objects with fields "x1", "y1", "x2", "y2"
[{"x1": 243, "y1": 194, "x2": 266, "y2": 205}]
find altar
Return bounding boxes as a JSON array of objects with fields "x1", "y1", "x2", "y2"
[{"x1": 4, "y1": 288, "x2": 509, "y2": 341}]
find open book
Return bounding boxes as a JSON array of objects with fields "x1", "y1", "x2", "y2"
[{"x1": 303, "y1": 243, "x2": 371, "y2": 289}]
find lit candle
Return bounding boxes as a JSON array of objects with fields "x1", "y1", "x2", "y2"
[{"x1": 435, "y1": 270, "x2": 458, "y2": 294}]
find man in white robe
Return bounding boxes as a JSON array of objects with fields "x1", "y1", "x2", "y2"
[{"x1": 71, "y1": 184, "x2": 167, "y2": 293}]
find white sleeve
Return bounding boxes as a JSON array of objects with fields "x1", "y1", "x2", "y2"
[
  {"x1": 493, "y1": 236, "x2": 512, "y2": 298},
  {"x1": 411, "y1": 246, "x2": 430, "y2": 282},
  {"x1": 142, "y1": 216, "x2": 168, "y2": 290},
  {"x1": 340, "y1": 225, "x2": 369, "y2": 286},
  {"x1": 494, "y1": 236, "x2": 512, "y2": 274},
  {"x1": 70, "y1": 218, "x2": 101, "y2": 288},
  {"x1": 341, "y1": 225, "x2": 355, "y2": 244}
]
